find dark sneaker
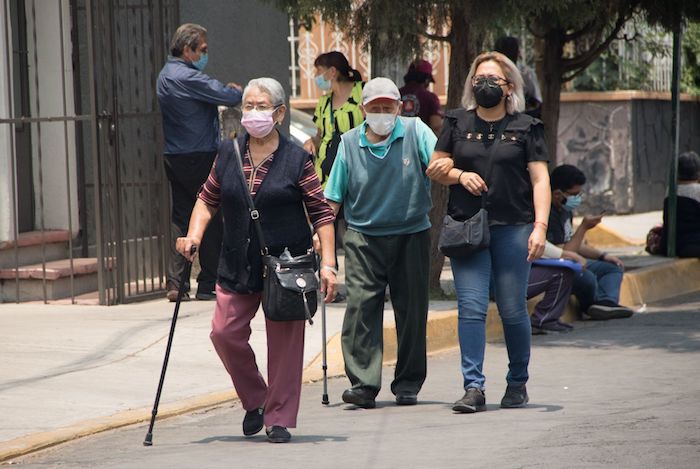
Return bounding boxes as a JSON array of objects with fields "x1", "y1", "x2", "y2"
[
  {"x1": 266, "y1": 425, "x2": 291, "y2": 443},
  {"x1": 557, "y1": 320, "x2": 574, "y2": 330},
  {"x1": 452, "y1": 388, "x2": 486, "y2": 413},
  {"x1": 242, "y1": 407, "x2": 264, "y2": 436},
  {"x1": 540, "y1": 321, "x2": 572, "y2": 333},
  {"x1": 395, "y1": 391, "x2": 418, "y2": 406},
  {"x1": 500, "y1": 384, "x2": 529, "y2": 408},
  {"x1": 531, "y1": 324, "x2": 547, "y2": 335},
  {"x1": 586, "y1": 304, "x2": 634, "y2": 320},
  {"x1": 195, "y1": 290, "x2": 216, "y2": 301},
  {"x1": 166, "y1": 289, "x2": 190, "y2": 302},
  {"x1": 331, "y1": 292, "x2": 346, "y2": 303},
  {"x1": 341, "y1": 387, "x2": 376, "y2": 409}
]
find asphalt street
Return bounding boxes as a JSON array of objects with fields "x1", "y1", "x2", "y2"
[{"x1": 7, "y1": 292, "x2": 700, "y2": 469}]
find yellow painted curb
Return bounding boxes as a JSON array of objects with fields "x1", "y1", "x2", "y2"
[
  {"x1": 620, "y1": 258, "x2": 700, "y2": 306},
  {"x1": 585, "y1": 224, "x2": 643, "y2": 248}
]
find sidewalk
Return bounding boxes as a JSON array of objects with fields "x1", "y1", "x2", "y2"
[{"x1": 0, "y1": 211, "x2": 696, "y2": 462}]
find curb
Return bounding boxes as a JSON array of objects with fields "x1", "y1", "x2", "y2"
[{"x1": 2, "y1": 258, "x2": 697, "y2": 462}]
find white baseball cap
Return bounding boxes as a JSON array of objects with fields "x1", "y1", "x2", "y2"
[{"x1": 361, "y1": 77, "x2": 401, "y2": 105}]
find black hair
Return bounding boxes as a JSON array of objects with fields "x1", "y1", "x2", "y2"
[
  {"x1": 314, "y1": 51, "x2": 362, "y2": 82},
  {"x1": 494, "y1": 36, "x2": 519, "y2": 64},
  {"x1": 678, "y1": 151, "x2": 700, "y2": 181},
  {"x1": 550, "y1": 164, "x2": 587, "y2": 192}
]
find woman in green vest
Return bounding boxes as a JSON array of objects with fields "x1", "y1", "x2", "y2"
[{"x1": 303, "y1": 51, "x2": 364, "y2": 187}]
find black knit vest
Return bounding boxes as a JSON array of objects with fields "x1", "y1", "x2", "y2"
[{"x1": 215, "y1": 134, "x2": 313, "y2": 293}]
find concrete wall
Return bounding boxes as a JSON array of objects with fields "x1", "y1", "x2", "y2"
[
  {"x1": 179, "y1": 0, "x2": 291, "y2": 133},
  {"x1": 558, "y1": 92, "x2": 700, "y2": 215}
]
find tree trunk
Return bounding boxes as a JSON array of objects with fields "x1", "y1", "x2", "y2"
[
  {"x1": 427, "y1": 6, "x2": 481, "y2": 297},
  {"x1": 535, "y1": 28, "x2": 566, "y2": 166}
]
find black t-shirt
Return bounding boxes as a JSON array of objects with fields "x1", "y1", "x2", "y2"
[
  {"x1": 547, "y1": 205, "x2": 572, "y2": 245},
  {"x1": 435, "y1": 108, "x2": 548, "y2": 225}
]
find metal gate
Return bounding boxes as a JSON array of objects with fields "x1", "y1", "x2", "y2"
[
  {"x1": 0, "y1": 0, "x2": 178, "y2": 305},
  {"x1": 88, "y1": 0, "x2": 179, "y2": 304}
]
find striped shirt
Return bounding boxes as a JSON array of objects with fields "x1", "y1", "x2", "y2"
[
  {"x1": 312, "y1": 81, "x2": 365, "y2": 186},
  {"x1": 198, "y1": 143, "x2": 335, "y2": 230}
]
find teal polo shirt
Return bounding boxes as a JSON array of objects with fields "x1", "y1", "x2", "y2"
[{"x1": 324, "y1": 116, "x2": 436, "y2": 236}]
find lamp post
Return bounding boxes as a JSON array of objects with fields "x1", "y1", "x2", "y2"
[{"x1": 666, "y1": 18, "x2": 683, "y2": 257}]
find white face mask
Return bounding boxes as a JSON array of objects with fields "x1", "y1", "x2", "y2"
[{"x1": 365, "y1": 112, "x2": 397, "y2": 136}]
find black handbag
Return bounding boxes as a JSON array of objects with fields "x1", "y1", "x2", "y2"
[
  {"x1": 232, "y1": 139, "x2": 318, "y2": 324},
  {"x1": 438, "y1": 116, "x2": 509, "y2": 258}
]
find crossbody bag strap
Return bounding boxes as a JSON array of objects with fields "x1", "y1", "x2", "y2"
[
  {"x1": 232, "y1": 138, "x2": 269, "y2": 255},
  {"x1": 480, "y1": 115, "x2": 510, "y2": 208}
]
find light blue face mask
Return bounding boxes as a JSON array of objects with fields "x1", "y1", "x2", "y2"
[
  {"x1": 193, "y1": 53, "x2": 208, "y2": 71},
  {"x1": 314, "y1": 73, "x2": 331, "y2": 91},
  {"x1": 564, "y1": 193, "x2": 582, "y2": 211}
]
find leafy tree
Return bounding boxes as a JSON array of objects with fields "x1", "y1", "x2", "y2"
[{"x1": 681, "y1": 22, "x2": 700, "y2": 95}]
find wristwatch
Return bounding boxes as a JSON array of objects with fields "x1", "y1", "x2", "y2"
[{"x1": 598, "y1": 252, "x2": 607, "y2": 261}]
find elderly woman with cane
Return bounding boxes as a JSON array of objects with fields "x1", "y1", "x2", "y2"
[{"x1": 177, "y1": 77, "x2": 336, "y2": 443}]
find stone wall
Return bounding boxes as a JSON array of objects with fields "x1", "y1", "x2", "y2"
[{"x1": 557, "y1": 92, "x2": 700, "y2": 215}]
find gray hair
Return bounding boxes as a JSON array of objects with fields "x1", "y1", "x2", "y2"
[
  {"x1": 462, "y1": 51, "x2": 525, "y2": 114},
  {"x1": 243, "y1": 78, "x2": 286, "y2": 107},
  {"x1": 170, "y1": 23, "x2": 207, "y2": 57}
]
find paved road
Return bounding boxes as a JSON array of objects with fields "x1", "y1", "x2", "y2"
[{"x1": 8, "y1": 293, "x2": 700, "y2": 469}]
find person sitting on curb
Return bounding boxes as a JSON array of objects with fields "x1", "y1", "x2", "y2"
[
  {"x1": 527, "y1": 241, "x2": 582, "y2": 334},
  {"x1": 324, "y1": 77, "x2": 436, "y2": 409},
  {"x1": 547, "y1": 164, "x2": 634, "y2": 320}
]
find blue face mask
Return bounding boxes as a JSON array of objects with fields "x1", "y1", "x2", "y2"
[
  {"x1": 314, "y1": 73, "x2": 331, "y2": 91},
  {"x1": 563, "y1": 193, "x2": 582, "y2": 211},
  {"x1": 192, "y1": 53, "x2": 208, "y2": 71}
]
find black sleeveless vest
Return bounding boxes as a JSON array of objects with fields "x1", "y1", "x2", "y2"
[{"x1": 215, "y1": 134, "x2": 313, "y2": 293}]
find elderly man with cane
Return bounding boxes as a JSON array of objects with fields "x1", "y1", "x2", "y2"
[{"x1": 324, "y1": 77, "x2": 436, "y2": 409}]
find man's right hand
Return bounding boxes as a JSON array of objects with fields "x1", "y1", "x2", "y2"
[
  {"x1": 581, "y1": 215, "x2": 603, "y2": 230},
  {"x1": 303, "y1": 138, "x2": 316, "y2": 155},
  {"x1": 561, "y1": 250, "x2": 587, "y2": 268}
]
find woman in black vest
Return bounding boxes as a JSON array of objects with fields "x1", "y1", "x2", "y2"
[
  {"x1": 427, "y1": 52, "x2": 550, "y2": 413},
  {"x1": 177, "y1": 78, "x2": 337, "y2": 443}
]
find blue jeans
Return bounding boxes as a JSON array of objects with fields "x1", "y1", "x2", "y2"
[
  {"x1": 572, "y1": 260, "x2": 623, "y2": 311},
  {"x1": 451, "y1": 224, "x2": 532, "y2": 391}
]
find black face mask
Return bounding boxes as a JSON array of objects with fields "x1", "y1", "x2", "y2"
[{"x1": 473, "y1": 82, "x2": 504, "y2": 108}]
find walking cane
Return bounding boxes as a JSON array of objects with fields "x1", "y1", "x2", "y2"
[
  {"x1": 143, "y1": 245, "x2": 196, "y2": 446},
  {"x1": 321, "y1": 289, "x2": 329, "y2": 405},
  {"x1": 316, "y1": 252, "x2": 329, "y2": 405}
]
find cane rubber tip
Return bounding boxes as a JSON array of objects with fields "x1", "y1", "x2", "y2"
[
  {"x1": 322, "y1": 394, "x2": 329, "y2": 405},
  {"x1": 143, "y1": 435, "x2": 153, "y2": 446}
]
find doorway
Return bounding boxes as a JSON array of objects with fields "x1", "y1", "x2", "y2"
[{"x1": 10, "y1": 0, "x2": 34, "y2": 233}]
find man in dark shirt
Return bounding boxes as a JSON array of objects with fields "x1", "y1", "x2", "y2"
[
  {"x1": 157, "y1": 23, "x2": 242, "y2": 301},
  {"x1": 547, "y1": 165, "x2": 634, "y2": 320},
  {"x1": 399, "y1": 59, "x2": 443, "y2": 135}
]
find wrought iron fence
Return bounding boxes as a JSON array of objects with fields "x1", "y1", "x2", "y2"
[{"x1": 0, "y1": 0, "x2": 178, "y2": 305}]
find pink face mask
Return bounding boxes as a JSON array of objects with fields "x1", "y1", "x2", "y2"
[{"x1": 241, "y1": 110, "x2": 277, "y2": 138}]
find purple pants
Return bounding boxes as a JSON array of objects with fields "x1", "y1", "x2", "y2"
[
  {"x1": 210, "y1": 285, "x2": 305, "y2": 428},
  {"x1": 527, "y1": 265, "x2": 576, "y2": 326}
]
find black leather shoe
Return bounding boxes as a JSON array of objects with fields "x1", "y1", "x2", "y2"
[
  {"x1": 195, "y1": 290, "x2": 216, "y2": 301},
  {"x1": 395, "y1": 391, "x2": 418, "y2": 406},
  {"x1": 266, "y1": 425, "x2": 291, "y2": 443},
  {"x1": 242, "y1": 407, "x2": 264, "y2": 436},
  {"x1": 341, "y1": 387, "x2": 376, "y2": 409},
  {"x1": 500, "y1": 384, "x2": 529, "y2": 408}
]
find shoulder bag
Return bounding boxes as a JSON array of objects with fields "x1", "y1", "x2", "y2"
[
  {"x1": 438, "y1": 116, "x2": 509, "y2": 258},
  {"x1": 232, "y1": 139, "x2": 318, "y2": 324}
]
